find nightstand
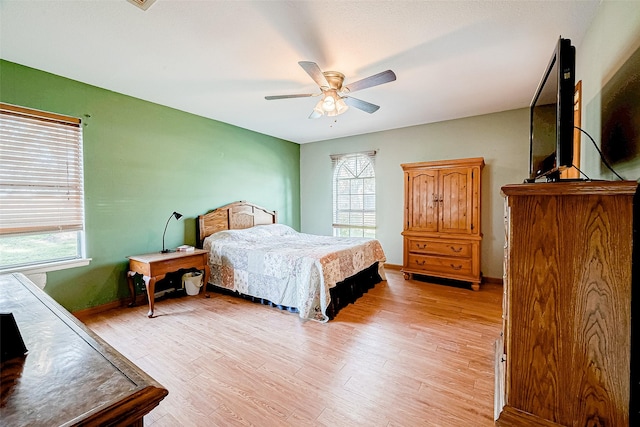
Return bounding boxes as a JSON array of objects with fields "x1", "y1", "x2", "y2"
[{"x1": 127, "y1": 249, "x2": 209, "y2": 317}]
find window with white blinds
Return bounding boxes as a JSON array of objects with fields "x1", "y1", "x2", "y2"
[
  {"x1": 331, "y1": 151, "x2": 376, "y2": 238},
  {"x1": 0, "y1": 103, "x2": 85, "y2": 270}
]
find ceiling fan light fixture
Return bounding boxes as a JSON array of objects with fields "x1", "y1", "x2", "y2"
[
  {"x1": 266, "y1": 61, "x2": 394, "y2": 119},
  {"x1": 321, "y1": 93, "x2": 336, "y2": 112},
  {"x1": 311, "y1": 92, "x2": 349, "y2": 118},
  {"x1": 335, "y1": 98, "x2": 349, "y2": 115}
]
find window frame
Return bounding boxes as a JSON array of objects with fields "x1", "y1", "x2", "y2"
[
  {"x1": 331, "y1": 151, "x2": 377, "y2": 238},
  {"x1": 0, "y1": 103, "x2": 90, "y2": 274}
]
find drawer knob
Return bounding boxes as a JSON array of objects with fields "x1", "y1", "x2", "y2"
[
  {"x1": 450, "y1": 264, "x2": 462, "y2": 270},
  {"x1": 449, "y1": 246, "x2": 463, "y2": 253},
  {"x1": 416, "y1": 243, "x2": 427, "y2": 249},
  {"x1": 415, "y1": 260, "x2": 426, "y2": 266}
]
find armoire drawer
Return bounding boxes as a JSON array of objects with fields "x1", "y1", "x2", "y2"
[
  {"x1": 406, "y1": 254, "x2": 472, "y2": 276},
  {"x1": 407, "y1": 238, "x2": 472, "y2": 257}
]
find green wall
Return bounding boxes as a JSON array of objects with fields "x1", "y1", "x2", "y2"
[{"x1": 0, "y1": 60, "x2": 300, "y2": 312}]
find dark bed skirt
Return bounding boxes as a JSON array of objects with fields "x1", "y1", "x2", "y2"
[
  {"x1": 205, "y1": 262, "x2": 383, "y2": 320},
  {"x1": 325, "y1": 262, "x2": 382, "y2": 319}
]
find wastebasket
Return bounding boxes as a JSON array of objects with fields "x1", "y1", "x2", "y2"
[{"x1": 182, "y1": 270, "x2": 203, "y2": 296}]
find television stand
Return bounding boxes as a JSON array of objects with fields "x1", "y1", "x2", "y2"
[{"x1": 496, "y1": 181, "x2": 638, "y2": 426}]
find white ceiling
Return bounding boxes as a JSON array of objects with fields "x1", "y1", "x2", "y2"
[{"x1": 0, "y1": 0, "x2": 600, "y2": 144}]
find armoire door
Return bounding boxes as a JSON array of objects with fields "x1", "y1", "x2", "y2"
[
  {"x1": 438, "y1": 167, "x2": 474, "y2": 234},
  {"x1": 406, "y1": 169, "x2": 438, "y2": 232}
]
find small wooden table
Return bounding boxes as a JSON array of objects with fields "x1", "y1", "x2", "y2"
[
  {"x1": 127, "y1": 249, "x2": 210, "y2": 317},
  {"x1": 0, "y1": 273, "x2": 168, "y2": 426}
]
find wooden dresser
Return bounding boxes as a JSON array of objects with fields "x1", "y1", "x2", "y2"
[
  {"x1": 496, "y1": 181, "x2": 638, "y2": 426},
  {"x1": 0, "y1": 273, "x2": 168, "y2": 426},
  {"x1": 401, "y1": 157, "x2": 484, "y2": 289}
]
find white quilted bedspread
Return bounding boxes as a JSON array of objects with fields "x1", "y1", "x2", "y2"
[{"x1": 203, "y1": 224, "x2": 386, "y2": 322}]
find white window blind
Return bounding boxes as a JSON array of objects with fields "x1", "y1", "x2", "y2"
[
  {"x1": 0, "y1": 103, "x2": 84, "y2": 236},
  {"x1": 331, "y1": 151, "x2": 376, "y2": 238}
]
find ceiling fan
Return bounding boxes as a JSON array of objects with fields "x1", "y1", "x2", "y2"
[{"x1": 265, "y1": 61, "x2": 396, "y2": 119}]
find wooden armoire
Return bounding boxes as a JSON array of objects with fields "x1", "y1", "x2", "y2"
[
  {"x1": 401, "y1": 157, "x2": 484, "y2": 290},
  {"x1": 496, "y1": 181, "x2": 638, "y2": 426}
]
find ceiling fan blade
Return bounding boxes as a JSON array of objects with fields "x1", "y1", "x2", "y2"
[
  {"x1": 308, "y1": 109, "x2": 323, "y2": 119},
  {"x1": 298, "y1": 61, "x2": 330, "y2": 89},
  {"x1": 343, "y1": 70, "x2": 396, "y2": 93},
  {"x1": 343, "y1": 96, "x2": 380, "y2": 114},
  {"x1": 265, "y1": 94, "x2": 315, "y2": 100}
]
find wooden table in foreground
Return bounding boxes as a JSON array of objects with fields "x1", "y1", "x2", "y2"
[
  {"x1": 0, "y1": 273, "x2": 168, "y2": 427},
  {"x1": 127, "y1": 249, "x2": 210, "y2": 317}
]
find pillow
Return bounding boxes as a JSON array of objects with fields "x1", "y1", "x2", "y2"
[
  {"x1": 248, "y1": 223, "x2": 296, "y2": 237},
  {"x1": 205, "y1": 224, "x2": 297, "y2": 244}
]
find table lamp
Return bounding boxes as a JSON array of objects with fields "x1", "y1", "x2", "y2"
[{"x1": 161, "y1": 211, "x2": 183, "y2": 253}]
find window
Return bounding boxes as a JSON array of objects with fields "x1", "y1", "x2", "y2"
[
  {"x1": 0, "y1": 103, "x2": 86, "y2": 271},
  {"x1": 331, "y1": 151, "x2": 376, "y2": 238}
]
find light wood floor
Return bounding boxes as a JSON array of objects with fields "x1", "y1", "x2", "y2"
[{"x1": 83, "y1": 270, "x2": 503, "y2": 426}]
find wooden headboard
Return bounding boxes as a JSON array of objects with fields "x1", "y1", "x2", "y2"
[{"x1": 196, "y1": 201, "x2": 277, "y2": 248}]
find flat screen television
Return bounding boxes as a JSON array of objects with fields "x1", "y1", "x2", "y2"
[{"x1": 528, "y1": 37, "x2": 576, "y2": 182}]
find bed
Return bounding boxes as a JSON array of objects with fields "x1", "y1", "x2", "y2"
[{"x1": 197, "y1": 201, "x2": 386, "y2": 322}]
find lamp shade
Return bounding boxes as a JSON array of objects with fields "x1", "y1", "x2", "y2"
[
  {"x1": 322, "y1": 94, "x2": 336, "y2": 112},
  {"x1": 335, "y1": 98, "x2": 349, "y2": 114}
]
